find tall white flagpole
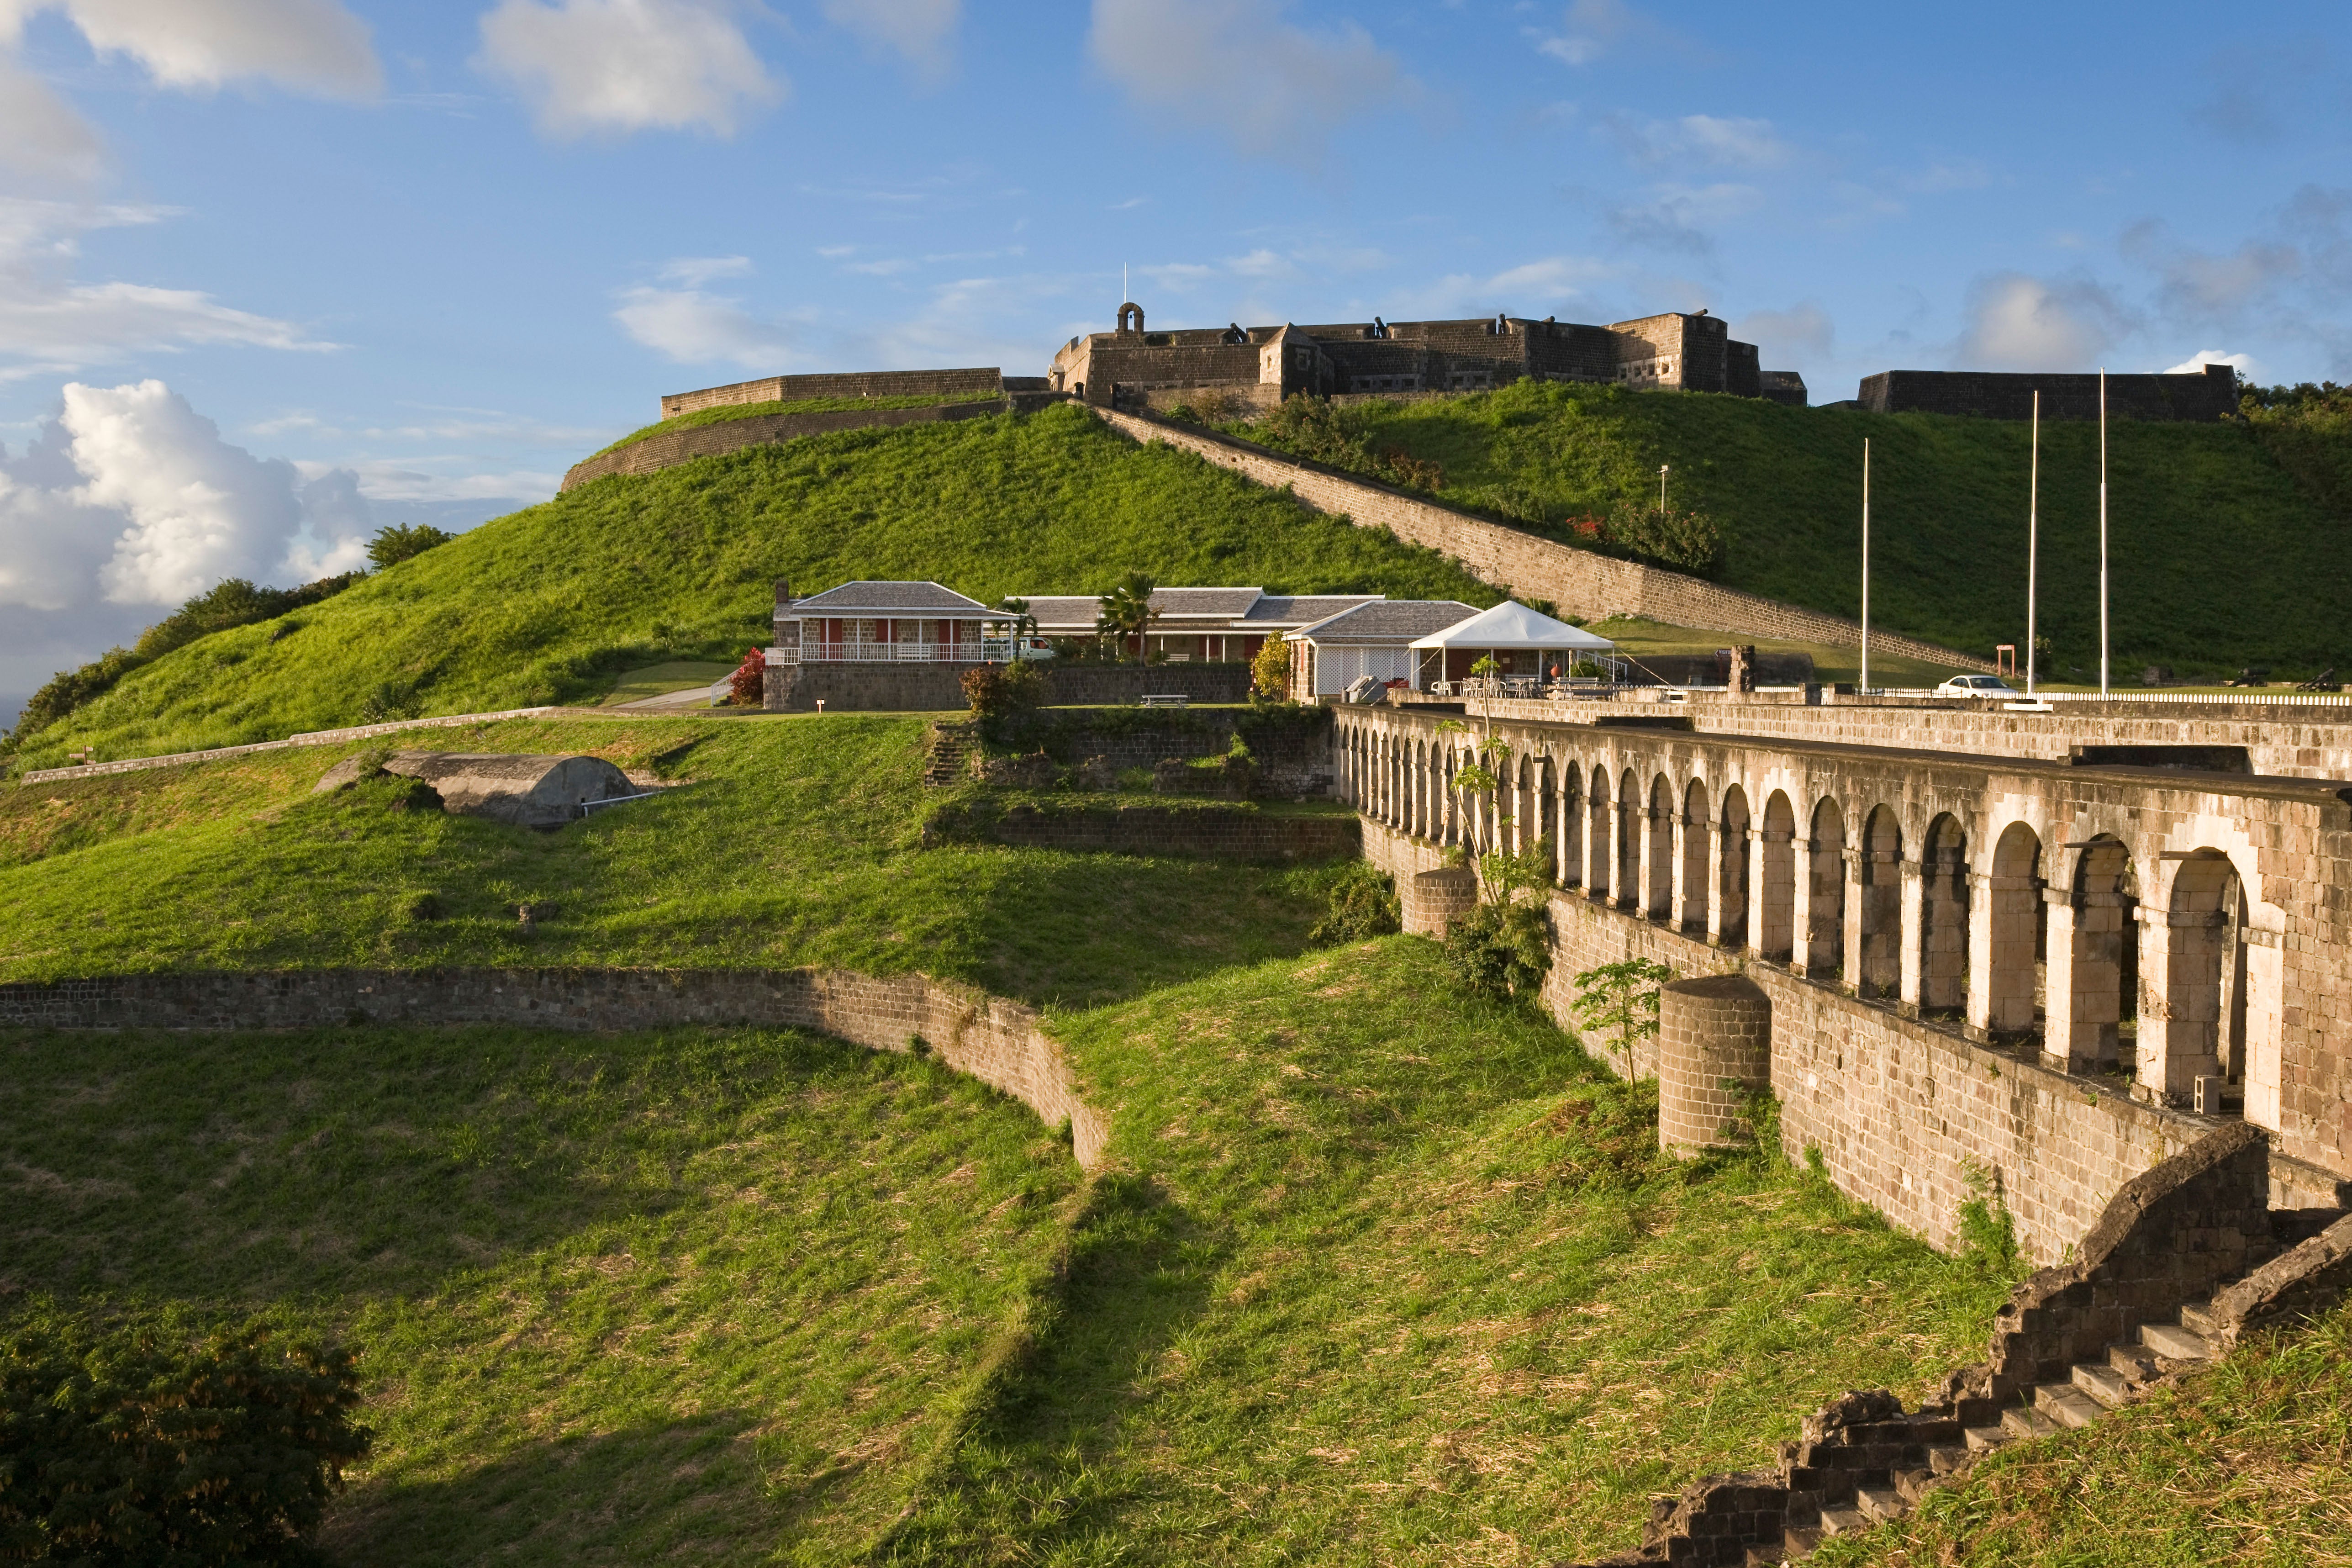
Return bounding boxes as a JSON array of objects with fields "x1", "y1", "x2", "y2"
[
  {"x1": 2099, "y1": 368, "x2": 2110, "y2": 696},
  {"x1": 1860, "y1": 438, "x2": 1871, "y2": 694},
  {"x1": 2026, "y1": 391, "x2": 2040, "y2": 697}
]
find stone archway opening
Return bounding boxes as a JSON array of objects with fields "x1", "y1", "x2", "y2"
[
  {"x1": 1680, "y1": 777, "x2": 1713, "y2": 934},
  {"x1": 1617, "y1": 767, "x2": 1641, "y2": 910},
  {"x1": 1759, "y1": 790, "x2": 1796, "y2": 961},
  {"x1": 2059, "y1": 835, "x2": 2139, "y2": 1073},
  {"x1": 1807, "y1": 797, "x2": 1846, "y2": 979},
  {"x1": 2153, "y1": 850, "x2": 2250, "y2": 1109},
  {"x1": 1646, "y1": 772, "x2": 1676, "y2": 921},
  {"x1": 1985, "y1": 821, "x2": 2045, "y2": 1039},
  {"x1": 1919, "y1": 813, "x2": 1970, "y2": 1017},
  {"x1": 1859, "y1": 805, "x2": 1904, "y2": 998},
  {"x1": 1717, "y1": 784, "x2": 1751, "y2": 950},
  {"x1": 1586, "y1": 765, "x2": 1612, "y2": 901}
]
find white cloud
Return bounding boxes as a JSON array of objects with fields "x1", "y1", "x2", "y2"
[
  {"x1": 658, "y1": 253, "x2": 752, "y2": 286},
  {"x1": 1606, "y1": 112, "x2": 1790, "y2": 170},
  {"x1": 1954, "y1": 274, "x2": 2133, "y2": 371},
  {"x1": 2162, "y1": 348, "x2": 2258, "y2": 379},
  {"x1": 1391, "y1": 254, "x2": 1615, "y2": 319},
  {"x1": 1086, "y1": 0, "x2": 1414, "y2": 159},
  {"x1": 821, "y1": 0, "x2": 957, "y2": 78},
  {"x1": 475, "y1": 0, "x2": 780, "y2": 138},
  {"x1": 14, "y1": 0, "x2": 380, "y2": 96},
  {"x1": 1534, "y1": 0, "x2": 1635, "y2": 66},
  {"x1": 1606, "y1": 182, "x2": 1761, "y2": 254},
  {"x1": 0, "y1": 55, "x2": 105, "y2": 180},
  {"x1": 613, "y1": 284, "x2": 795, "y2": 366},
  {"x1": 0, "y1": 378, "x2": 374, "y2": 613},
  {"x1": 1737, "y1": 303, "x2": 1834, "y2": 360}
]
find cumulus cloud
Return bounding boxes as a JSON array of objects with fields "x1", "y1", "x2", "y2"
[
  {"x1": 613, "y1": 281, "x2": 796, "y2": 366},
  {"x1": 821, "y1": 0, "x2": 957, "y2": 78},
  {"x1": 1738, "y1": 303, "x2": 1834, "y2": 360},
  {"x1": 0, "y1": 199, "x2": 331, "y2": 375},
  {"x1": 1953, "y1": 274, "x2": 2134, "y2": 371},
  {"x1": 476, "y1": 0, "x2": 780, "y2": 138},
  {"x1": 0, "y1": 55, "x2": 105, "y2": 181},
  {"x1": 2162, "y1": 348, "x2": 2259, "y2": 379},
  {"x1": 0, "y1": 379, "x2": 373, "y2": 615},
  {"x1": 1087, "y1": 0, "x2": 1415, "y2": 159},
  {"x1": 8, "y1": 0, "x2": 381, "y2": 96},
  {"x1": 1391, "y1": 253, "x2": 1615, "y2": 319}
]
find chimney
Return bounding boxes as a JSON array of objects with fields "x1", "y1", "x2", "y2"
[{"x1": 774, "y1": 577, "x2": 793, "y2": 610}]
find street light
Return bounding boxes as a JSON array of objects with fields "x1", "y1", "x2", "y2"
[{"x1": 1659, "y1": 464, "x2": 1670, "y2": 513}]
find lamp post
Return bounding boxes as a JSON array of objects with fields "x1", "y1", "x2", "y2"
[
  {"x1": 1659, "y1": 464, "x2": 1670, "y2": 513},
  {"x1": 2026, "y1": 390, "x2": 2039, "y2": 698},
  {"x1": 2099, "y1": 369, "x2": 2110, "y2": 697},
  {"x1": 1860, "y1": 439, "x2": 1871, "y2": 695}
]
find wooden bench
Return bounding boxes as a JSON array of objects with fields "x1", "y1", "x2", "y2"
[{"x1": 1139, "y1": 693, "x2": 1190, "y2": 708}]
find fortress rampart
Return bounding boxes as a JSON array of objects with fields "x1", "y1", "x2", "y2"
[
  {"x1": 1858, "y1": 365, "x2": 2237, "y2": 422},
  {"x1": 660, "y1": 366, "x2": 1005, "y2": 418},
  {"x1": 561, "y1": 396, "x2": 1015, "y2": 491}
]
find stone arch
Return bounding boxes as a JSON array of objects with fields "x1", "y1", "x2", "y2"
[
  {"x1": 1555, "y1": 753, "x2": 1583, "y2": 888},
  {"x1": 1807, "y1": 796, "x2": 1846, "y2": 978},
  {"x1": 1586, "y1": 763, "x2": 1613, "y2": 900},
  {"x1": 2058, "y1": 835, "x2": 2139, "y2": 1071},
  {"x1": 1985, "y1": 821, "x2": 2044, "y2": 1036},
  {"x1": 1919, "y1": 813, "x2": 1969, "y2": 1014},
  {"x1": 1617, "y1": 766, "x2": 1641, "y2": 909},
  {"x1": 1646, "y1": 771, "x2": 1676, "y2": 920},
  {"x1": 1680, "y1": 776, "x2": 1712, "y2": 932},
  {"x1": 1717, "y1": 784, "x2": 1751, "y2": 949},
  {"x1": 1858, "y1": 805, "x2": 1904, "y2": 998},
  {"x1": 2153, "y1": 850, "x2": 2249, "y2": 1104},
  {"x1": 1117, "y1": 301, "x2": 1144, "y2": 333},
  {"x1": 1759, "y1": 789, "x2": 1796, "y2": 961}
]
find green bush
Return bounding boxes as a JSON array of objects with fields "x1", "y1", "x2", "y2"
[
  {"x1": 364, "y1": 524, "x2": 454, "y2": 571},
  {"x1": 1309, "y1": 861, "x2": 1401, "y2": 944},
  {"x1": 0, "y1": 1319, "x2": 369, "y2": 1565},
  {"x1": 1442, "y1": 901, "x2": 1551, "y2": 999}
]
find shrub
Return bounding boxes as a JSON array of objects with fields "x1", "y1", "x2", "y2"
[
  {"x1": 1443, "y1": 901, "x2": 1551, "y2": 1000},
  {"x1": 962, "y1": 662, "x2": 1044, "y2": 723},
  {"x1": 728, "y1": 646, "x2": 767, "y2": 707},
  {"x1": 1604, "y1": 501, "x2": 1728, "y2": 577},
  {"x1": 1309, "y1": 861, "x2": 1401, "y2": 944},
  {"x1": 1250, "y1": 634, "x2": 1291, "y2": 700},
  {"x1": 366, "y1": 523, "x2": 454, "y2": 570},
  {"x1": 0, "y1": 1319, "x2": 370, "y2": 1565},
  {"x1": 1568, "y1": 958, "x2": 1674, "y2": 1063}
]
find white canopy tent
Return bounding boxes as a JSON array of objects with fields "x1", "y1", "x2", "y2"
[{"x1": 1407, "y1": 600, "x2": 1616, "y2": 687}]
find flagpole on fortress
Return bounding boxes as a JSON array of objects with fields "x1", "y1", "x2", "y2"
[
  {"x1": 2099, "y1": 368, "x2": 2110, "y2": 697},
  {"x1": 2026, "y1": 390, "x2": 2040, "y2": 698},
  {"x1": 1860, "y1": 438, "x2": 1871, "y2": 695}
]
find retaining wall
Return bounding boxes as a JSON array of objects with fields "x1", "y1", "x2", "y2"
[
  {"x1": 924, "y1": 803, "x2": 1359, "y2": 861},
  {"x1": 1092, "y1": 407, "x2": 1990, "y2": 670},
  {"x1": 1361, "y1": 817, "x2": 2229, "y2": 1262},
  {"x1": 563, "y1": 399, "x2": 1010, "y2": 491},
  {"x1": 660, "y1": 368, "x2": 1005, "y2": 419},
  {"x1": 0, "y1": 967, "x2": 1107, "y2": 1168},
  {"x1": 763, "y1": 662, "x2": 1254, "y2": 713}
]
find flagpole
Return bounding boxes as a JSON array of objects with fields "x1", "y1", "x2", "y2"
[
  {"x1": 2099, "y1": 368, "x2": 2110, "y2": 697},
  {"x1": 1860, "y1": 438, "x2": 1871, "y2": 695},
  {"x1": 2026, "y1": 390, "x2": 2040, "y2": 697}
]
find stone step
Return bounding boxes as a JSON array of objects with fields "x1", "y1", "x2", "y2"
[
  {"x1": 1927, "y1": 1443, "x2": 1972, "y2": 1476},
  {"x1": 2178, "y1": 1299, "x2": 2223, "y2": 1339},
  {"x1": 2035, "y1": 1383, "x2": 2107, "y2": 1429},
  {"x1": 1856, "y1": 1485, "x2": 1905, "y2": 1521},
  {"x1": 2109, "y1": 1341, "x2": 2160, "y2": 1383},
  {"x1": 1818, "y1": 1506, "x2": 1870, "y2": 1536},
  {"x1": 2142, "y1": 1321, "x2": 2216, "y2": 1362},
  {"x1": 2001, "y1": 1405, "x2": 2061, "y2": 1441},
  {"x1": 2072, "y1": 1360, "x2": 2136, "y2": 1408},
  {"x1": 1964, "y1": 1424, "x2": 2013, "y2": 1452},
  {"x1": 1893, "y1": 1466, "x2": 1936, "y2": 1503},
  {"x1": 1776, "y1": 1526, "x2": 1823, "y2": 1561}
]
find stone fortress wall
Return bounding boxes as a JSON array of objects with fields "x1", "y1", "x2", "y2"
[
  {"x1": 1859, "y1": 364, "x2": 2239, "y2": 422},
  {"x1": 562, "y1": 398, "x2": 1014, "y2": 491},
  {"x1": 660, "y1": 366, "x2": 1007, "y2": 419}
]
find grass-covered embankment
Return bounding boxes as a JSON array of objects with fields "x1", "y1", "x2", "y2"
[
  {"x1": 881, "y1": 940, "x2": 2018, "y2": 1564},
  {"x1": 0, "y1": 713, "x2": 1348, "y2": 1004},
  {"x1": 1815, "y1": 1302, "x2": 2352, "y2": 1567},
  {"x1": 588, "y1": 390, "x2": 1008, "y2": 459},
  {"x1": 0, "y1": 1021, "x2": 1081, "y2": 1566},
  {"x1": 1222, "y1": 380, "x2": 2352, "y2": 679},
  {"x1": 11, "y1": 403, "x2": 1500, "y2": 770}
]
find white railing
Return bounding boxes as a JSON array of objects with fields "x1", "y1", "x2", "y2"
[{"x1": 781, "y1": 641, "x2": 983, "y2": 664}]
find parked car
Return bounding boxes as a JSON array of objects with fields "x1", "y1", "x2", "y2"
[{"x1": 1936, "y1": 674, "x2": 2017, "y2": 697}]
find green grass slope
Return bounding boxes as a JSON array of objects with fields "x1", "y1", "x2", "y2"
[
  {"x1": 881, "y1": 940, "x2": 2015, "y2": 1564},
  {"x1": 0, "y1": 1021, "x2": 1080, "y2": 1567},
  {"x1": 16, "y1": 403, "x2": 1500, "y2": 770},
  {"x1": 1226, "y1": 380, "x2": 2352, "y2": 679},
  {"x1": 589, "y1": 390, "x2": 1007, "y2": 459},
  {"x1": 0, "y1": 714, "x2": 1346, "y2": 1002}
]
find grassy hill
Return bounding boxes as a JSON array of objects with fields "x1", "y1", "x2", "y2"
[
  {"x1": 1221, "y1": 380, "x2": 2352, "y2": 681},
  {"x1": 588, "y1": 390, "x2": 1007, "y2": 459},
  {"x1": 10, "y1": 403, "x2": 1500, "y2": 770}
]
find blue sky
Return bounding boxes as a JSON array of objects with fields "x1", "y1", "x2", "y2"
[{"x1": 2, "y1": 0, "x2": 2348, "y2": 718}]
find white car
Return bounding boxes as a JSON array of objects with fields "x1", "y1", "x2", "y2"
[{"x1": 1936, "y1": 674, "x2": 2017, "y2": 697}]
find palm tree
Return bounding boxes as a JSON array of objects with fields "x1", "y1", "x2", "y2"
[
  {"x1": 997, "y1": 596, "x2": 1036, "y2": 660},
  {"x1": 1095, "y1": 572, "x2": 1157, "y2": 662}
]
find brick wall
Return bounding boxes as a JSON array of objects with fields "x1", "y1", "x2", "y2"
[
  {"x1": 1361, "y1": 816, "x2": 2226, "y2": 1264},
  {"x1": 660, "y1": 368, "x2": 1004, "y2": 419},
  {"x1": 923, "y1": 802, "x2": 1359, "y2": 861},
  {"x1": 1092, "y1": 407, "x2": 1991, "y2": 670},
  {"x1": 563, "y1": 399, "x2": 1008, "y2": 491},
  {"x1": 0, "y1": 966, "x2": 1108, "y2": 1168}
]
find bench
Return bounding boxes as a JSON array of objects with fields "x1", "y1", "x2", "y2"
[{"x1": 1139, "y1": 693, "x2": 1190, "y2": 708}]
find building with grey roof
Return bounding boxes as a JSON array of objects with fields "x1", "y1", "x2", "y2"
[
  {"x1": 1287, "y1": 600, "x2": 1481, "y2": 697},
  {"x1": 1019, "y1": 586, "x2": 1384, "y2": 664},
  {"x1": 771, "y1": 580, "x2": 1001, "y2": 667}
]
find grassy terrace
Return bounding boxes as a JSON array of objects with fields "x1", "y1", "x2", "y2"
[
  {"x1": 588, "y1": 391, "x2": 1008, "y2": 458},
  {"x1": 1218, "y1": 379, "x2": 2352, "y2": 680}
]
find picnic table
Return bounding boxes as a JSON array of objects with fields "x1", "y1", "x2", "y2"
[{"x1": 1139, "y1": 693, "x2": 1190, "y2": 708}]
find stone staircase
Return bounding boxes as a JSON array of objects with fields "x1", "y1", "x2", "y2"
[
  {"x1": 1583, "y1": 1123, "x2": 2352, "y2": 1568},
  {"x1": 922, "y1": 723, "x2": 973, "y2": 786}
]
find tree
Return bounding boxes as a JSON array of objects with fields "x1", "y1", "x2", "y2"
[
  {"x1": 728, "y1": 647, "x2": 767, "y2": 707},
  {"x1": 1251, "y1": 633, "x2": 1292, "y2": 700},
  {"x1": 1569, "y1": 958, "x2": 1675, "y2": 1063},
  {"x1": 997, "y1": 596, "x2": 1037, "y2": 659},
  {"x1": 1095, "y1": 572, "x2": 1157, "y2": 662},
  {"x1": 367, "y1": 523, "x2": 454, "y2": 570}
]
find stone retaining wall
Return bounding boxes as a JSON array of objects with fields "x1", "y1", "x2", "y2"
[
  {"x1": 763, "y1": 662, "x2": 1254, "y2": 713},
  {"x1": 924, "y1": 803, "x2": 1358, "y2": 861},
  {"x1": 0, "y1": 967, "x2": 1108, "y2": 1168},
  {"x1": 661, "y1": 367, "x2": 1004, "y2": 419},
  {"x1": 562, "y1": 399, "x2": 1011, "y2": 490},
  {"x1": 1092, "y1": 407, "x2": 1990, "y2": 670}
]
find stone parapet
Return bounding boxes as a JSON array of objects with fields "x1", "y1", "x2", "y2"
[{"x1": 563, "y1": 399, "x2": 1011, "y2": 490}]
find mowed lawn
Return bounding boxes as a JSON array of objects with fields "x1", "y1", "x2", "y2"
[
  {"x1": 883, "y1": 940, "x2": 2017, "y2": 1566},
  {"x1": 0, "y1": 1023, "x2": 1081, "y2": 1567},
  {"x1": 0, "y1": 713, "x2": 1348, "y2": 1007}
]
